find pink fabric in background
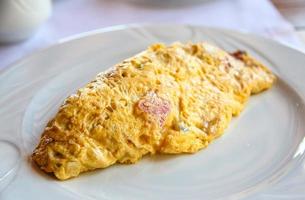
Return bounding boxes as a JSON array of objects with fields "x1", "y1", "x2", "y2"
[{"x1": 0, "y1": 0, "x2": 301, "y2": 70}]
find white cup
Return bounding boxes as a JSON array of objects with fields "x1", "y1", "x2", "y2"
[{"x1": 0, "y1": 0, "x2": 52, "y2": 43}]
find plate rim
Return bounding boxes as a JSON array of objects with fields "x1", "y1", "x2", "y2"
[{"x1": 1, "y1": 23, "x2": 305, "y2": 76}]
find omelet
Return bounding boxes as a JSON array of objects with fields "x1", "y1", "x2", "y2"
[{"x1": 32, "y1": 42, "x2": 276, "y2": 180}]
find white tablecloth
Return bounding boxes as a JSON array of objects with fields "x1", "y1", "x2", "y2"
[{"x1": 0, "y1": 0, "x2": 302, "y2": 70}]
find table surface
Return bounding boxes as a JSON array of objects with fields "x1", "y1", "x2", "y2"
[{"x1": 272, "y1": 0, "x2": 305, "y2": 46}]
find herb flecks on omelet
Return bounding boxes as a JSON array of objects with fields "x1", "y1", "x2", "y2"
[{"x1": 32, "y1": 42, "x2": 276, "y2": 180}]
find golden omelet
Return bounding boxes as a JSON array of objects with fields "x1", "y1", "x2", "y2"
[{"x1": 32, "y1": 42, "x2": 276, "y2": 180}]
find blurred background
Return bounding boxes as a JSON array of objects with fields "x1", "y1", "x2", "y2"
[{"x1": 0, "y1": 0, "x2": 304, "y2": 70}]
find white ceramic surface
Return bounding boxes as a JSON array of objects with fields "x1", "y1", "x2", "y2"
[
  {"x1": 1, "y1": 24, "x2": 305, "y2": 199},
  {"x1": 0, "y1": 0, "x2": 52, "y2": 42}
]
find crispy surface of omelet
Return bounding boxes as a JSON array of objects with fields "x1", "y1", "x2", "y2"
[{"x1": 32, "y1": 42, "x2": 276, "y2": 180}]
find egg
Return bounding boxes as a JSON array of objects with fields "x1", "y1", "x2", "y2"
[{"x1": 32, "y1": 42, "x2": 276, "y2": 180}]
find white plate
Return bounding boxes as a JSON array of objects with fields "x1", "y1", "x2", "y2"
[{"x1": 1, "y1": 24, "x2": 305, "y2": 200}]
